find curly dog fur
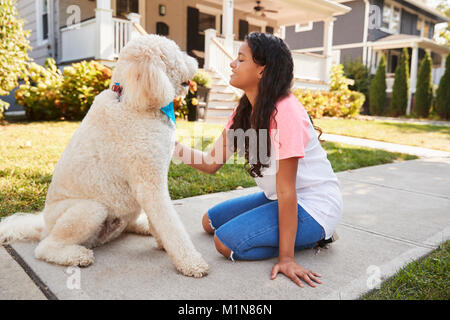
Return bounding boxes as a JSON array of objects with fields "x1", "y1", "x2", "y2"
[{"x1": 0, "y1": 34, "x2": 209, "y2": 278}]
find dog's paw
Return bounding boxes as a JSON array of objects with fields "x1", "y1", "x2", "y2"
[
  {"x1": 176, "y1": 254, "x2": 209, "y2": 278},
  {"x1": 73, "y1": 247, "x2": 95, "y2": 267}
]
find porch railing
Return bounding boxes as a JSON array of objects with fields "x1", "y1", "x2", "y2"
[
  {"x1": 113, "y1": 17, "x2": 134, "y2": 57},
  {"x1": 60, "y1": 18, "x2": 97, "y2": 63},
  {"x1": 204, "y1": 29, "x2": 329, "y2": 93}
]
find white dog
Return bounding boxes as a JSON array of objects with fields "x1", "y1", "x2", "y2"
[{"x1": 0, "y1": 34, "x2": 209, "y2": 278}]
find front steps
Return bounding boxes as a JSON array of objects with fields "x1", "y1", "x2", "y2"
[{"x1": 198, "y1": 68, "x2": 242, "y2": 125}]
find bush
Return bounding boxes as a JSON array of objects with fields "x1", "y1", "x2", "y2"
[
  {"x1": 389, "y1": 47, "x2": 409, "y2": 116},
  {"x1": 15, "y1": 58, "x2": 63, "y2": 121},
  {"x1": 343, "y1": 56, "x2": 370, "y2": 102},
  {"x1": 293, "y1": 64, "x2": 365, "y2": 119},
  {"x1": 415, "y1": 51, "x2": 433, "y2": 118},
  {"x1": 435, "y1": 53, "x2": 450, "y2": 120},
  {"x1": 57, "y1": 60, "x2": 111, "y2": 120},
  {"x1": 191, "y1": 71, "x2": 212, "y2": 88},
  {"x1": 369, "y1": 53, "x2": 387, "y2": 115},
  {"x1": 15, "y1": 58, "x2": 111, "y2": 121},
  {"x1": 0, "y1": 0, "x2": 32, "y2": 119}
]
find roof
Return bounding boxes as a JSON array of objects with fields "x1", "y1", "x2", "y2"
[
  {"x1": 403, "y1": 0, "x2": 449, "y2": 23},
  {"x1": 334, "y1": 0, "x2": 449, "y2": 23},
  {"x1": 370, "y1": 34, "x2": 450, "y2": 54}
]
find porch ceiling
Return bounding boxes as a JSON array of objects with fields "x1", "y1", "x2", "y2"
[
  {"x1": 205, "y1": 0, "x2": 352, "y2": 25},
  {"x1": 370, "y1": 34, "x2": 450, "y2": 55}
]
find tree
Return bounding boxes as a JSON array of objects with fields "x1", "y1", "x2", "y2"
[
  {"x1": 435, "y1": 53, "x2": 450, "y2": 120},
  {"x1": 390, "y1": 47, "x2": 409, "y2": 116},
  {"x1": 0, "y1": 0, "x2": 31, "y2": 118},
  {"x1": 435, "y1": 1, "x2": 450, "y2": 47},
  {"x1": 369, "y1": 53, "x2": 387, "y2": 115},
  {"x1": 415, "y1": 51, "x2": 433, "y2": 118},
  {"x1": 343, "y1": 56, "x2": 370, "y2": 101}
]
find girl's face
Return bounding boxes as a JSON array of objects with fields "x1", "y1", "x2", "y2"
[{"x1": 229, "y1": 41, "x2": 265, "y2": 91}]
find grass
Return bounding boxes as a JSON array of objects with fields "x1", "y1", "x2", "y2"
[
  {"x1": 314, "y1": 118, "x2": 450, "y2": 152},
  {"x1": 0, "y1": 119, "x2": 417, "y2": 217},
  {"x1": 361, "y1": 240, "x2": 450, "y2": 300}
]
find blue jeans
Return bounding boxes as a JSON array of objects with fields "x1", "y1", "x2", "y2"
[{"x1": 207, "y1": 191, "x2": 325, "y2": 261}]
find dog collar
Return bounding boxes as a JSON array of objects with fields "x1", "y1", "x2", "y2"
[
  {"x1": 160, "y1": 101, "x2": 176, "y2": 126},
  {"x1": 112, "y1": 82, "x2": 176, "y2": 126}
]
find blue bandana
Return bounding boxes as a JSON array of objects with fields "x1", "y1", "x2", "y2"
[
  {"x1": 112, "y1": 83, "x2": 176, "y2": 126},
  {"x1": 160, "y1": 101, "x2": 176, "y2": 126}
]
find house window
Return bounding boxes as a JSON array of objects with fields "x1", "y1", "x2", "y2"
[
  {"x1": 116, "y1": 0, "x2": 139, "y2": 18},
  {"x1": 198, "y1": 12, "x2": 215, "y2": 35},
  {"x1": 381, "y1": 2, "x2": 401, "y2": 34},
  {"x1": 295, "y1": 22, "x2": 313, "y2": 32},
  {"x1": 424, "y1": 21, "x2": 430, "y2": 38},
  {"x1": 417, "y1": 18, "x2": 424, "y2": 36},
  {"x1": 248, "y1": 24, "x2": 262, "y2": 33},
  {"x1": 36, "y1": 0, "x2": 48, "y2": 44}
]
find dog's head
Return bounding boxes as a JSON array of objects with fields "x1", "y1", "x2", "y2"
[{"x1": 111, "y1": 34, "x2": 198, "y2": 111}]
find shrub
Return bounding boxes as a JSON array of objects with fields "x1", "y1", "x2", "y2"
[
  {"x1": 15, "y1": 58, "x2": 63, "y2": 121},
  {"x1": 369, "y1": 53, "x2": 387, "y2": 115},
  {"x1": 15, "y1": 58, "x2": 111, "y2": 121},
  {"x1": 57, "y1": 60, "x2": 111, "y2": 120},
  {"x1": 415, "y1": 51, "x2": 433, "y2": 118},
  {"x1": 191, "y1": 71, "x2": 212, "y2": 88},
  {"x1": 435, "y1": 53, "x2": 450, "y2": 120},
  {"x1": 389, "y1": 47, "x2": 409, "y2": 116},
  {"x1": 343, "y1": 56, "x2": 370, "y2": 102},
  {"x1": 0, "y1": 0, "x2": 32, "y2": 118},
  {"x1": 293, "y1": 65, "x2": 365, "y2": 119}
]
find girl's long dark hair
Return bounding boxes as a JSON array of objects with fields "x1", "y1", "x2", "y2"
[{"x1": 228, "y1": 32, "x2": 323, "y2": 178}]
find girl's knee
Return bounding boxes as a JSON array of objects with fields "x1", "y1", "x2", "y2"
[
  {"x1": 213, "y1": 234, "x2": 232, "y2": 258},
  {"x1": 202, "y1": 212, "x2": 215, "y2": 234}
]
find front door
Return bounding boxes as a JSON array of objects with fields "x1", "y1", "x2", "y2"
[
  {"x1": 187, "y1": 6, "x2": 218, "y2": 68},
  {"x1": 116, "y1": 0, "x2": 139, "y2": 18}
]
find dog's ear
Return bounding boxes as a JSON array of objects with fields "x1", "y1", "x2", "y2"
[{"x1": 120, "y1": 56, "x2": 174, "y2": 110}]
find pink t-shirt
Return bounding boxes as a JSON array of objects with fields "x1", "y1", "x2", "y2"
[
  {"x1": 225, "y1": 92, "x2": 311, "y2": 160},
  {"x1": 224, "y1": 92, "x2": 343, "y2": 240}
]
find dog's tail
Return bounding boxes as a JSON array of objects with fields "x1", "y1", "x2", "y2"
[{"x1": 0, "y1": 211, "x2": 46, "y2": 244}]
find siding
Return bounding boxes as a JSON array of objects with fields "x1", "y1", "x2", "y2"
[
  {"x1": 285, "y1": 0, "x2": 366, "y2": 50},
  {"x1": 17, "y1": 0, "x2": 55, "y2": 65}
]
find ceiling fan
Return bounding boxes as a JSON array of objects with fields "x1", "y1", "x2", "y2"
[{"x1": 253, "y1": 0, "x2": 278, "y2": 17}]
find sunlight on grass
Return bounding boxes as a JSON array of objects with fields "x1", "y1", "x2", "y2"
[
  {"x1": 0, "y1": 120, "x2": 416, "y2": 217},
  {"x1": 315, "y1": 118, "x2": 450, "y2": 152}
]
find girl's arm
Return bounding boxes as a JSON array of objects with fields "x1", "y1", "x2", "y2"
[
  {"x1": 271, "y1": 157, "x2": 322, "y2": 287},
  {"x1": 173, "y1": 128, "x2": 235, "y2": 174},
  {"x1": 275, "y1": 157, "x2": 299, "y2": 260}
]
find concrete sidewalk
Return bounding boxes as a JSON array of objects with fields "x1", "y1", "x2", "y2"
[{"x1": 2, "y1": 155, "x2": 449, "y2": 300}]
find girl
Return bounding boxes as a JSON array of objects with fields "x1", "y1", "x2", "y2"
[{"x1": 173, "y1": 32, "x2": 343, "y2": 288}]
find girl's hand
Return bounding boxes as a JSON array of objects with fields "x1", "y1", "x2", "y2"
[{"x1": 270, "y1": 257, "x2": 322, "y2": 288}]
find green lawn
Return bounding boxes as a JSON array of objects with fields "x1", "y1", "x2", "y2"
[
  {"x1": 0, "y1": 119, "x2": 417, "y2": 217},
  {"x1": 361, "y1": 240, "x2": 450, "y2": 300},
  {"x1": 314, "y1": 118, "x2": 450, "y2": 152}
]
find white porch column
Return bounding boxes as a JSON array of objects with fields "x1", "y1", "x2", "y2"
[
  {"x1": 323, "y1": 17, "x2": 335, "y2": 84},
  {"x1": 126, "y1": 12, "x2": 142, "y2": 40},
  {"x1": 439, "y1": 53, "x2": 447, "y2": 85},
  {"x1": 222, "y1": 0, "x2": 234, "y2": 54},
  {"x1": 204, "y1": 29, "x2": 217, "y2": 71},
  {"x1": 407, "y1": 44, "x2": 419, "y2": 115},
  {"x1": 95, "y1": 0, "x2": 114, "y2": 60}
]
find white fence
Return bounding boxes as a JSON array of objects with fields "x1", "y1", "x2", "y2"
[
  {"x1": 113, "y1": 17, "x2": 134, "y2": 57},
  {"x1": 60, "y1": 18, "x2": 97, "y2": 62}
]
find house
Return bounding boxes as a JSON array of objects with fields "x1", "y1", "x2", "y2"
[
  {"x1": 8, "y1": 0, "x2": 353, "y2": 122},
  {"x1": 283, "y1": 0, "x2": 450, "y2": 115}
]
